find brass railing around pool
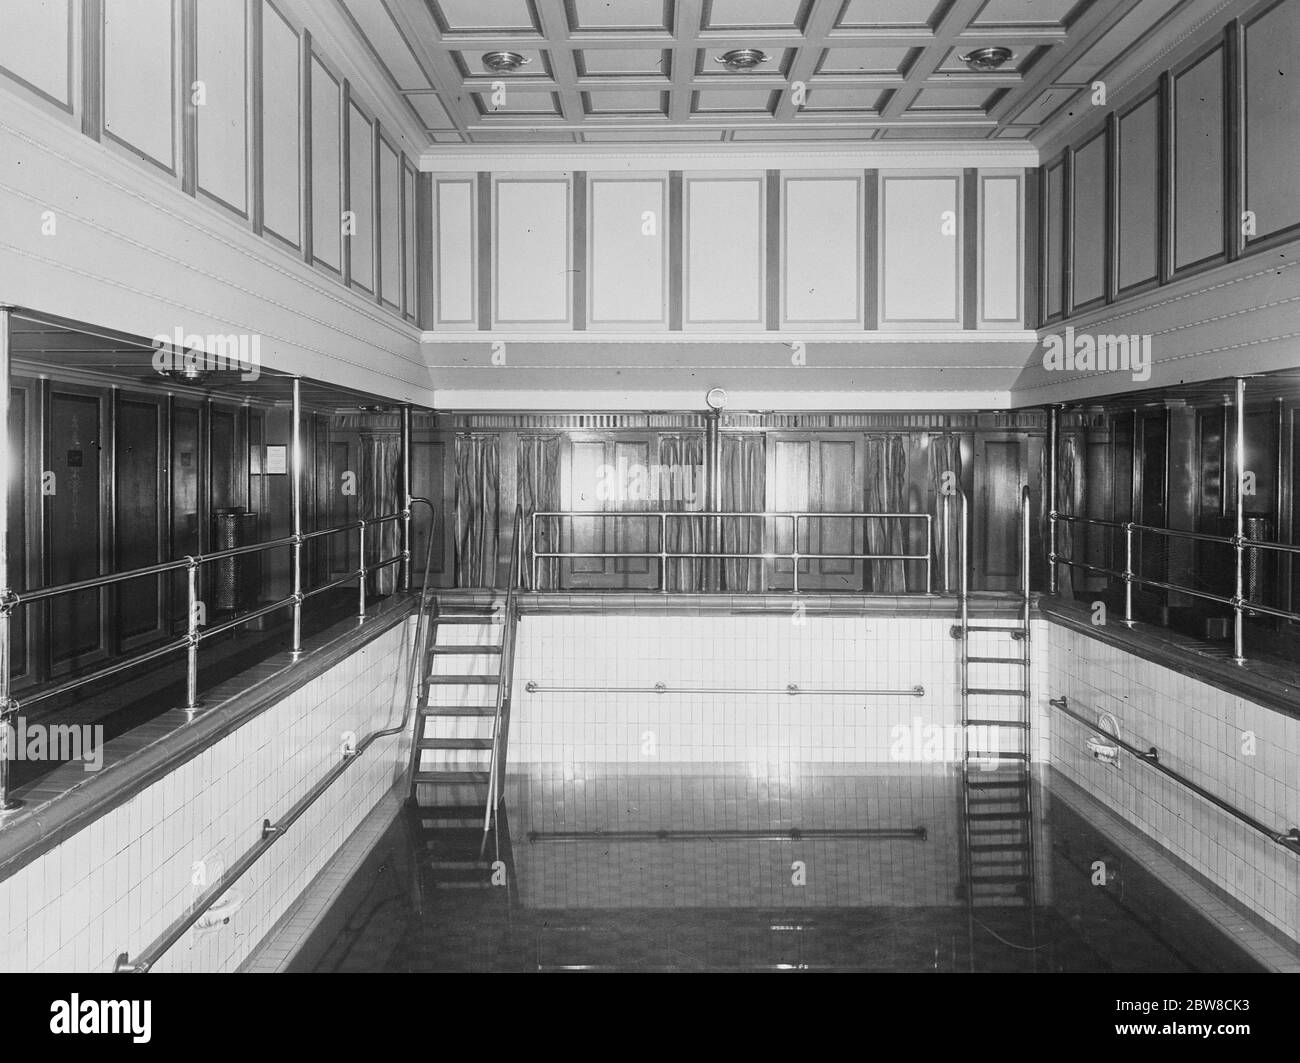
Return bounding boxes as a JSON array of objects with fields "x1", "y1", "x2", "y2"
[
  {"x1": 529, "y1": 510, "x2": 933, "y2": 594},
  {"x1": 0, "y1": 493, "x2": 435, "y2": 813}
]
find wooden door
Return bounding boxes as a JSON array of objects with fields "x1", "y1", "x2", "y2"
[
  {"x1": 766, "y1": 434, "x2": 865, "y2": 591},
  {"x1": 45, "y1": 385, "x2": 110, "y2": 676},
  {"x1": 973, "y1": 433, "x2": 1029, "y2": 592},
  {"x1": 115, "y1": 392, "x2": 168, "y2": 651},
  {"x1": 561, "y1": 436, "x2": 657, "y2": 590}
]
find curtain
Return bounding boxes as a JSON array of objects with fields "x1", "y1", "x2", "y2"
[
  {"x1": 720, "y1": 434, "x2": 765, "y2": 591},
  {"x1": 864, "y1": 435, "x2": 909, "y2": 593},
  {"x1": 455, "y1": 435, "x2": 500, "y2": 588},
  {"x1": 929, "y1": 433, "x2": 964, "y2": 593},
  {"x1": 517, "y1": 435, "x2": 562, "y2": 590},
  {"x1": 659, "y1": 435, "x2": 706, "y2": 591},
  {"x1": 1057, "y1": 432, "x2": 1081, "y2": 597},
  {"x1": 359, "y1": 431, "x2": 402, "y2": 595}
]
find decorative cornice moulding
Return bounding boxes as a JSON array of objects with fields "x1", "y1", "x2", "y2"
[{"x1": 419, "y1": 142, "x2": 1040, "y2": 174}]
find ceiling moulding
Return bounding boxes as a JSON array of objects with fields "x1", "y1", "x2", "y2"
[
  {"x1": 429, "y1": 389, "x2": 1015, "y2": 412},
  {"x1": 418, "y1": 142, "x2": 1040, "y2": 172},
  {"x1": 1032, "y1": 0, "x2": 1243, "y2": 157},
  {"x1": 280, "y1": 0, "x2": 431, "y2": 156},
  {"x1": 422, "y1": 331, "x2": 1039, "y2": 344}
]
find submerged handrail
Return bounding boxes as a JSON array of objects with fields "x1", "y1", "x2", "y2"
[
  {"x1": 112, "y1": 500, "x2": 440, "y2": 972},
  {"x1": 523, "y1": 681, "x2": 924, "y2": 697},
  {"x1": 483, "y1": 503, "x2": 524, "y2": 839},
  {"x1": 531, "y1": 510, "x2": 933, "y2": 594},
  {"x1": 1048, "y1": 695, "x2": 1300, "y2": 857}
]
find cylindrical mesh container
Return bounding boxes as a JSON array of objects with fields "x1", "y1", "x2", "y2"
[{"x1": 213, "y1": 508, "x2": 260, "y2": 610}]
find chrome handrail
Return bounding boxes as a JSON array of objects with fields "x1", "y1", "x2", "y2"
[
  {"x1": 530, "y1": 510, "x2": 933, "y2": 594},
  {"x1": 113, "y1": 499, "x2": 439, "y2": 972},
  {"x1": 1048, "y1": 696, "x2": 1300, "y2": 857},
  {"x1": 1049, "y1": 509, "x2": 1300, "y2": 662},
  {"x1": 483, "y1": 503, "x2": 523, "y2": 840},
  {"x1": 523, "y1": 681, "x2": 924, "y2": 697}
]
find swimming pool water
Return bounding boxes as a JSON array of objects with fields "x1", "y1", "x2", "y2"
[{"x1": 288, "y1": 766, "x2": 1267, "y2": 973}]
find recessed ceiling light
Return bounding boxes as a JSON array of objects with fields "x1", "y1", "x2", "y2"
[
  {"x1": 715, "y1": 48, "x2": 770, "y2": 71},
  {"x1": 482, "y1": 51, "x2": 530, "y2": 74},
  {"x1": 959, "y1": 46, "x2": 1014, "y2": 71}
]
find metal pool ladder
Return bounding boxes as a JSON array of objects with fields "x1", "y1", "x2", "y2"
[{"x1": 953, "y1": 487, "x2": 1039, "y2": 968}]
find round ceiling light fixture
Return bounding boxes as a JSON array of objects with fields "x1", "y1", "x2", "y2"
[
  {"x1": 705, "y1": 387, "x2": 728, "y2": 412},
  {"x1": 481, "y1": 50, "x2": 530, "y2": 73},
  {"x1": 959, "y1": 46, "x2": 1014, "y2": 71},
  {"x1": 715, "y1": 48, "x2": 770, "y2": 71}
]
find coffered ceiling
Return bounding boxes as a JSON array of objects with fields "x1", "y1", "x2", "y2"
[{"x1": 333, "y1": 0, "x2": 1188, "y2": 148}]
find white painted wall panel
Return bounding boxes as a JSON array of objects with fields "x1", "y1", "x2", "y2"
[
  {"x1": 403, "y1": 166, "x2": 417, "y2": 316},
  {"x1": 589, "y1": 178, "x2": 665, "y2": 326},
  {"x1": 102, "y1": 0, "x2": 174, "y2": 169},
  {"x1": 309, "y1": 57, "x2": 341, "y2": 270},
  {"x1": 348, "y1": 103, "x2": 374, "y2": 290},
  {"x1": 195, "y1": 0, "x2": 247, "y2": 212},
  {"x1": 686, "y1": 176, "x2": 763, "y2": 326},
  {"x1": 379, "y1": 139, "x2": 401, "y2": 307},
  {"x1": 881, "y1": 176, "x2": 959, "y2": 324},
  {"x1": 260, "y1": 3, "x2": 300, "y2": 244},
  {"x1": 0, "y1": 0, "x2": 72, "y2": 107},
  {"x1": 495, "y1": 179, "x2": 570, "y2": 325},
  {"x1": 981, "y1": 176, "x2": 1020, "y2": 322},
  {"x1": 783, "y1": 177, "x2": 860, "y2": 325},
  {"x1": 435, "y1": 179, "x2": 475, "y2": 324}
]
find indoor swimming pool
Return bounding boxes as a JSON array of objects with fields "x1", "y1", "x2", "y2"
[{"x1": 280, "y1": 766, "x2": 1280, "y2": 973}]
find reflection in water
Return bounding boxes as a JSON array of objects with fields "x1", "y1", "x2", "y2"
[{"x1": 290, "y1": 765, "x2": 1263, "y2": 973}]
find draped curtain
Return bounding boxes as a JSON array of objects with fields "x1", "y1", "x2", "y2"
[
  {"x1": 864, "y1": 435, "x2": 909, "y2": 593},
  {"x1": 359, "y1": 431, "x2": 402, "y2": 595},
  {"x1": 928, "y1": 433, "x2": 964, "y2": 593},
  {"x1": 720, "y1": 434, "x2": 765, "y2": 591},
  {"x1": 455, "y1": 435, "x2": 500, "y2": 588},
  {"x1": 1057, "y1": 432, "x2": 1081, "y2": 597},
  {"x1": 517, "y1": 435, "x2": 562, "y2": 590},
  {"x1": 659, "y1": 434, "x2": 706, "y2": 591}
]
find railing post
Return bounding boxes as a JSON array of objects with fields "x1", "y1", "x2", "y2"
[
  {"x1": 705, "y1": 407, "x2": 721, "y2": 591},
  {"x1": 791, "y1": 514, "x2": 800, "y2": 595},
  {"x1": 290, "y1": 378, "x2": 304, "y2": 661},
  {"x1": 0, "y1": 306, "x2": 17, "y2": 812},
  {"x1": 1122, "y1": 522, "x2": 1135, "y2": 627},
  {"x1": 400, "y1": 404, "x2": 412, "y2": 593},
  {"x1": 660, "y1": 512, "x2": 668, "y2": 593},
  {"x1": 1048, "y1": 404, "x2": 1059, "y2": 596},
  {"x1": 1233, "y1": 376, "x2": 1246, "y2": 664},
  {"x1": 185, "y1": 559, "x2": 201, "y2": 712},
  {"x1": 357, "y1": 520, "x2": 367, "y2": 619}
]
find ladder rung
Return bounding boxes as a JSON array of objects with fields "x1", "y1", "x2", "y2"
[
  {"x1": 413, "y1": 770, "x2": 490, "y2": 784},
  {"x1": 431, "y1": 645, "x2": 503, "y2": 655},
  {"x1": 969, "y1": 874, "x2": 1032, "y2": 884},
  {"x1": 420, "y1": 704, "x2": 498, "y2": 716},
  {"x1": 434, "y1": 616, "x2": 504, "y2": 625},
  {"x1": 964, "y1": 688, "x2": 1028, "y2": 697},
  {"x1": 966, "y1": 752, "x2": 1030, "y2": 762},
  {"x1": 965, "y1": 719, "x2": 1030, "y2": 728},
  {"x1": 966, "y1": 656, "x2": 1027, "y2": 665},
  {"x1": 963, "y1": 626, "x2": 1028, "y2": 635},
  {"x1": 429, "y1": 675, "x2": 500, "y2": 685},
  {"x1": 419, "y1": 738, "x2": 493, "y2": 750}
]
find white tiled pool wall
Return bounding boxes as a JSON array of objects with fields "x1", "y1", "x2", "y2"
[
  {"x1": 1045, "y1": 623, "x2": 1300, "y2": 944},
  {"x1": 0, "y1": 616, "x2": 418, "y2": 974},
  {"x1": 510, "y1": 615, "x2": 1052, "y2": 766}
]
